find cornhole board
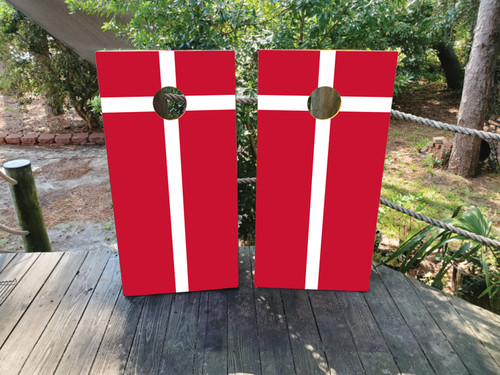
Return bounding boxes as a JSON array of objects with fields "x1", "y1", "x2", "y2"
[
  {"x1": 255, "y1": 50, "x2": 398, "y2": 291},
  {"x1": 95, "y1": 50, "x2": 238, "y2": 296}
]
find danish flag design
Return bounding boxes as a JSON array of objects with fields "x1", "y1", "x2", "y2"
[
  {"x1": 255, "y1": 50, "x2": 398, "y2": 291},
  {"x1": 96, "y1": 51, "x2": 238, "y2": 296}
]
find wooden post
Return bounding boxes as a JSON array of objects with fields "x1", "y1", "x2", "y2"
[
  {"x1": 309, "y1": 87, "x2": 341, "y2": 119},
  {"x1": 3, "y1": 159, "x2": 51, "y2": 252}
]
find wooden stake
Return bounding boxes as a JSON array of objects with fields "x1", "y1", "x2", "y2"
[{"x1": 4, "y1": 159, "x2": 51, "y2": 252}]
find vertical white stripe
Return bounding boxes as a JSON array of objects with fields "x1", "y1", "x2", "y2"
[
  {"x1": 164, "y1": 119, "x2": 189, "y2": 293},
  {"x1": 317, "y1": 51, "x2": 336, "y2": 87},
  {"x1": 305, "y1": 51, "x2": 336, "y2": 290},
  {"x1": 304, "y1": 119, "x2": 331, "y2": 289},
  {"x1": 159, "y1": 51, "x2": 189, "y2": 293},
  {"x1": 159, "y1": 51, "x2": 177, "y2": 87}
]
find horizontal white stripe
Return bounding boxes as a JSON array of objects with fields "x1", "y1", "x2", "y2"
[
  {"x1": 340, "y1": 96, "x2": 393, "y2": 113},
  {"x1": 164, "y1": 119, "x2": 189, "y2": 293},
  {"x1": 185, "y1": 95, "x2": 235, "y2": 111},
  {"x1": 258, "y1": 95, "x2": 309, "y2": 111},
  {"x1": 101, "y1": 95, "x2": 236, "y2": 114},
  {"x1": 102, "y1": 95, "x2": 392, "y2": 114},
  {"x1": 101, "y1": 96, "x2": 154, "y2": 113},
  {"x1": 258, "y1": 95, "x2": 392, "y2": 113}
]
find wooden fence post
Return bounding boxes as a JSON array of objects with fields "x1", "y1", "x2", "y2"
[{"x1": 3, "y1": 159, "x2": 51, "y2": 252}]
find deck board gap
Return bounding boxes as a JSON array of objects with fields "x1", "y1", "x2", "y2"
[
  {"x1": 16, "y1": 252, "x2": 91, "y2": 374},
  {"x1": 0, "y1": 253, "x2": 61, "y2": 352},
  {"x1": 52, "y1": 252, "x2": 116, "y2": 375},
  {"x1": 306, "y1": 291, "x2": 332, "y2": 372},
  {"x1": 280, "y1": 289, "x2": 298, "y2": 373},
  {"x1": 119, "y1": 294, "x2": 147, "y2": 374},
  {"x1": 88, "y1": 280, "x2": 124, "y2": 374},
  {"x1": 249, "y1": 247, "x2": 263, "y2": 375}
]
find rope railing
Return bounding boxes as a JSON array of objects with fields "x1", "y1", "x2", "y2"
[
  {"x1": 0, "y1": 169, "x2": 27, "y2": 236},
  {"x1": 0, "y1": 223, "x2": 28, "y2": 236},
  {"x1": 237, "y1": 177, "x2": 257, "y2": 184},
  {"x1": 0, "y1": 170, "x2": 17, "y2": 185},
  {"x1": 165, "y1": 93, "x2": 500, "y2": 140},
  {"x1": 390, "y1": 109, "x2": 500, "y2": 141},
  {"x1": 236, "y1": 178, "x2": 500, "y2": 249},
  {"x1": 379, "y1": 198, "x2": 500, "y2": 249}
]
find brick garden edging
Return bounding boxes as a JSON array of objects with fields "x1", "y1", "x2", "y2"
[
  {"x1": 420, "y1": 136, "x2": 453, "y2": 161},
  {"x1": 0, "y1": 132, "x2": 105, "y2": 146}
]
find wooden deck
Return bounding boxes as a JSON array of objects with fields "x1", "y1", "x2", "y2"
[{"x1": 0, "y1": 247, "x2": 499, "y2": 375}]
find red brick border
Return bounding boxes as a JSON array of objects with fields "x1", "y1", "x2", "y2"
[{"x1": 0, "y1": 132, "x2": 105, "y2": 146}]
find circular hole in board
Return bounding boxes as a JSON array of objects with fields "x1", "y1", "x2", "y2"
[
  {"x1": 153, "y1": 87, "x2": 187, "y2": 120},
  {"x1": 307, "y1": 86, "x2": 342, "y2": 120}
]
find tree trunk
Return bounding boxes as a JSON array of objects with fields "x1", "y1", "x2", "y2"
[
  {"x1": 448, "y1": 0, "x2": 500, "y2": 177},
  {"x1": 435, "y1": 41, "x2": 464, "y2": 91}
]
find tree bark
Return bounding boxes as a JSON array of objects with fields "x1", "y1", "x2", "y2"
[
  {"x1": 448, "y1": 0, "x2": 500, "y2": 177},
  {"x1": 435, "y1": 41, "x2": 464, "y2": 91}
]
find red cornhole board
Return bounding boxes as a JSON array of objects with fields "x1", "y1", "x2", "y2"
[
  {"x1": 255, "y1": 50, "x2": 398, "y2": 291},
  {"x1": 95, "y1": 50, "x2": 238, "y2": 296}
]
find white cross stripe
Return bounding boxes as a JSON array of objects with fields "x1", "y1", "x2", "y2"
[
  {"x1": 258, "y1": 51, "x2": 392, "y2": 290},
  {"x1": 257, "y1": 96, "x2": 309, "y2": 111},
  {"x1": 304, "y1": 118, "x2": 331, "y2": 290},
  {"x1": 257, "y1": 95, "x2": 392, "y2": 113},
  {"x1": 339, "y1": 96, "x2": 393, "y2": 113},
  {"x1": 101, "y1": 95, "x2": 236, "y2": 114},
  {"x1": 305, "y1": 50, "x2": 336, "y2": 290},
  {"x1": 159, "y1": 52, "x2": 189, "y2": 294},
  {"x1": 317, "y1": 50, "x2": 336, "y2": 87},
  {"x1": 159, "y1": 50, "x2": 177, "y2": 87},
  {"x1": 101, "y1": 96, "x2": 155, "y2": 113},
  {"x1": 163, "y1": 118, "x2": 189, "y2": 293}
]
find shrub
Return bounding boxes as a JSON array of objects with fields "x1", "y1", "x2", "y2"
[{"x1": 0, "y1": 1, "x2": 100, "y2": 128}]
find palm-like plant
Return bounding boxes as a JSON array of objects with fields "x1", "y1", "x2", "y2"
[{"x1": 384, "y1": 206, "x2": 499, "y2": 304}]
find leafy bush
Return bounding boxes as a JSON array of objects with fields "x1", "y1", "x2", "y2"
[
  {"x1": 0, "y1": 1, "x2": 100, "y2": 128},
  {"x1": 63, "y1": 0, "x2": 480, "y2": 241},
  {"x1": 383, "y1": 206, "x2": 500, "y2": 308}
]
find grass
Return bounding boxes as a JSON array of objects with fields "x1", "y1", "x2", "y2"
[{"x1": 378, "y1": 119, "x2": 500, "y2": 251}]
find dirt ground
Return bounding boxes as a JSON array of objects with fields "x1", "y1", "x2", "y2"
[{"x1": 0, "y1": 94, "x2": 88, "y2": 134}]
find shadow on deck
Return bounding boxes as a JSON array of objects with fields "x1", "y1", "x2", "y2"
[{"x1": 0, "y1": 247, "x2": 499, "y2": 374}]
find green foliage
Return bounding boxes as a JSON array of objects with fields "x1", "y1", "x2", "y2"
[
  {"x1": 63, "y1": 0, "x2": 480, "y2": 241},
  {"x1": 0, "y1": 1, "x2": 100, "y2": 128},
  {"x1": 65, "y1": 0, "x2": 478, "y2": 95},
  {"x1": 378, "y1": 192, "x2": 426, "y2": 240},
  {"x1": 383, "y1": 206, "x2": 500, "y2": 306}
]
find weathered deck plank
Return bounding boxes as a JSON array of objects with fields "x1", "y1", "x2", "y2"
[
  {"x1": 281, "y1": 288, "x2": 329, "y2": 374},
  {"x1": 309, "y1": 291, "x2": 365, "y2": 374},
  {"x1": 0, "y1": 252, "x2": 16, "y2": 273},
  {"x1": 0, "y1": 252, "x2": 59, "y2": 347},
  {"x1": 0, "y1": 251, "x2": 87, "y2": 374},
  {"x1": 54, "y1": 253, "x2": 121, "y2": 375},
  {"x1": 445, "y1": 293, "x2": 500, "y2": 367},
  {"x1": 364, "y1": 268, "x2": 435, "y2": 374},
  {"x1": 124, "y1": 294, "x2": 173, "y2": 375},
  {"x1": 90, "y1": 293, "x2": 145, "y2": 375},
  {"x1": 193, "y1": 291, "x2": 229, "y2": 374},
  {"x1": 376, "y1": 264, "x2": 469, "y2": 375},
  {"x1": 158, "y1": 292, "x2": 200, "y2": 375},
  {"x1": 254, "y1": 286, "x2": 295, "y2": 374},
  {"x1": 336, "y1": 290, "x2": 401, "y2": 374},
  {"x1": 227, "y1": 246, "x2": 261, "y2": 375},
  {"x1": 22, "y1": 251, "x2": 112, "y2": 375},
  {"x1": 409, "y1": 276, "x2": 500, "y2": 375},
  {"x1": 0, "y1": 249, "x2": 499, "y2": 375}
]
